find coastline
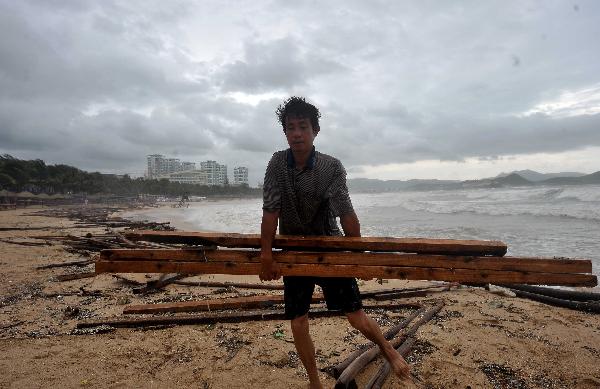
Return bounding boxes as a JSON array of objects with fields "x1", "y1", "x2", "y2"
[{"x1": 0, "y1": 206, "x2": 599, "y2": 388}]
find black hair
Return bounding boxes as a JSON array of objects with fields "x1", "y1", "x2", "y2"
[{"x1": 275, "y1": 96, "x2": 321, "y2": 132}]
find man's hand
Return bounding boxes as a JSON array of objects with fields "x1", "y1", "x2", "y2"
[{"x1": 259, "y1": 252, "x2": 282, "y2": 281}]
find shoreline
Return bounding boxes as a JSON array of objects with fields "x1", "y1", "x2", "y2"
[{"x1": 1, "y1": 205, "x2": 599, "y2": 388}]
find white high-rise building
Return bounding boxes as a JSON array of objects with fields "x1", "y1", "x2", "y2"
[
  {"x1": 200, "y1": 160, "x2": 228, "y2": 186},
  {"x1": 146, "y1": 154, "x2": 164, "y2": 179},
  {"x1": 233, "y1": 167, "x2": 249, "y2": 186}
]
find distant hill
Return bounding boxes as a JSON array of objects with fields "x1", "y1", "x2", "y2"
[
  {"x1": 540, "y1": 171, "x2": 600, "y2": 185},
  {"x1": 348, "y1": 170, "x2": 600, "y2": 193},
  {"x1": 495, "y1": 169, "x2": 586, "y2": 182}
]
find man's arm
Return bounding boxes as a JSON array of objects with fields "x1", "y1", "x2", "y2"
[
  {"x1": 340, "y1": 211, "x2": 361, "y2": 237},
  {"x1": 260, "y1": 209, "x2": 281, "y2": 281}
]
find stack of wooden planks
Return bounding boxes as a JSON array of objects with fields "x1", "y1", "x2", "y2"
[{"x1": 92, "y1": 231, "x2": 598, "y2": 286}]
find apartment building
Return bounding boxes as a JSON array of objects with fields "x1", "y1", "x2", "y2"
[
  {"x1": 233, "y1": 166, "x2": 249, "y2": 186},
  {"x1": 146, "y1": 154, "x2": 196, "y2": 179},
  {"x1": 200, "y1": 160, "x2": 228, "y2": 186}
]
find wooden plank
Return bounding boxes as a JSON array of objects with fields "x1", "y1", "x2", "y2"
[
  {"x1": 123, "y1": 293, "x2": 424, "y2": 315},
  {"x1": 125, "y1": 231, "x2": 508, "y2": 256},
  {"x1": 173, "y1": 280, "x2": 284, "y2": 290},
  {"x1": 123, "y1": 294, "x2": 315, "y2": 314},
  {"x1": 100, "y1": 248, "x2": 593, "y2": 275},
  {"x1": 77, "y1": 303, "x2": 421, "y2": 329},
  {"x1": 95, "y1": 260, "x2": 597, "y2": 286}
]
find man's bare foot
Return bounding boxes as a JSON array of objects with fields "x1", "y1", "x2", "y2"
[{"x1": 384, "y1": 348, "x2": 411, "y2": 380}]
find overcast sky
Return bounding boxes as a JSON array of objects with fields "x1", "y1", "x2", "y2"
[{"x1": 1, "y1": 1, "x2": 600, "y2": 184}]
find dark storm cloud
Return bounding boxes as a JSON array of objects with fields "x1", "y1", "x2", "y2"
[
  {"x1": 1, "y1": 0, "x2": 599, "y2": 182},
  {"x1": 218, "y1": 37, "x2": 345, "y2": 92}
]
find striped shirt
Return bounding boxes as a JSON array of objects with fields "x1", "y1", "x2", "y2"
[{"x1": 263, "y1": 147, "x2": 354, "y2": 236}]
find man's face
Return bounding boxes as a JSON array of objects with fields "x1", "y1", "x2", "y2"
[{"x1": 284, "y1": 115, "x2": 318, "y2": 153}]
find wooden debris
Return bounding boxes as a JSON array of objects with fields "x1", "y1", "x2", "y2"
[
  {"x1": 36, "y1": 259, "x2": 94, "y2": 270},
  {"x1": 173, "y1": 280, "x2": 284, "y2": 290},
  {"x1": 124, "y1": 294, "x2": 303, "y2": 314},
  {"x1": 54, "y1": 272, "x2": 96, "y2": 282},
  {"x1": 335, "y1": 303, "x2": 444, "y2": 388},
  {"x1": 364, "y1": 337, "x2": 416, "y2": 389},
  {"x1": 98, "y1": 248, "x2": 593, "y2": 275},
  {"x1": 95, "y1": 258, "x2": 596, "y2": 286},
  {"x1": 502, "y1": 284, "x2": 600, "y2": 301},
  {"x1": 332, "y1": 307, "x2": 426, "y2": 378},
  {"x1": 372, "y1": 286, "x2": 451, "y2": 300},
  {"x1": 506, "y1": 288, "x2": 600, "y2": 313},
  {"x1": 125, "y1": 230, "x2": 508, "y2": 256},
  {"x1": 77, "y1": 303, "x2": 421, "y2": 329},
  {"x1": 0, "y1": 238, "x2": 50, "y2": 246},
  {"x1": 132, "y1": 273, "x2": 190, "y2": 295},
  {"x1": 123, "y1": 294, "x2": 422, "y2": 315}
]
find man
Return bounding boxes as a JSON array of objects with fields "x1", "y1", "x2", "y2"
[{"x1": 260, "y1": 96, "x2": 410, "y2": 388}]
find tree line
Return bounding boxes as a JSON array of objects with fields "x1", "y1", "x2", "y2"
[{"x1": 0, "y1": 155, "x2": 260, "y2": 197}]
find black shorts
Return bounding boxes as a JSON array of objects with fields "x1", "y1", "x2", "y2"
[{"x1": 283, "y1": 276, "x2": 363, "y2": 320}]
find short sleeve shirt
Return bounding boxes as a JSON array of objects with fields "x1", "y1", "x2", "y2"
[{"x1": 262, "y1": 147, "x2": 354, "y2": 236}]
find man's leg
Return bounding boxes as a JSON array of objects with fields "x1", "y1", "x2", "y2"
[
  {"x1": 346, "y1": 309, "x2": 411, "y2": 380},
  {"x1": 290, "y1": 314, "x2": 323, "y2": 389}
]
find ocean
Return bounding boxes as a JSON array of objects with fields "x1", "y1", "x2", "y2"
[{"x1": 125, "y1": 185, "x2": 600, "y2": 279}]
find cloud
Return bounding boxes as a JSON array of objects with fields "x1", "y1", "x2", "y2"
[
  {"x1": 1, "y1": 1, "x2": 600, "y2": 183},
  {"x1": 218, "y1": 37, "x2": 346, "y2": 93}
]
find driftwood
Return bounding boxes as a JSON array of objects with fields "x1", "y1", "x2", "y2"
[
  {"x1": 0, "y1": 238, "x2": 50, "y2": 246},
  {"x1": 507, "y1": 288, "x2": 600, "y2": 313},
  {"x1": 54, "y1": 272, "x2": 96, "y2": 282},
  {"x1": 132, "y1": 273, "x2": 190, "y2": 295},
  {"x1": 372, "y1": 286, "x2": 451, "y2": 300},
  {"x1": 503, "y1": 284, "x2": 600, "y2": 301},
  {"x1": 173, "y1": 280, "x2": 285, "y2": 290},
  {"x1": 334, "y1": 303, "x2": 444, "y2": 388},
  {"x1": 125, "y1": 231, "x2": 508, "y2": 256},
  {"x1": 364, "y1": 337, "x2": 416, "y2": 389},
  {"x1": 77, "y1": 303, "x2": 421, "y2": 329},
  {"x1": 95, "y1": 258, "x2": 596, "y2": 286},
  {"x1": 123, "y1": 291, "x2": 424, "y2": 315},
  {"x1": 123, "y1": 294, "x2": 317, "y2": 314},
  {"x1": 36, "y1": 259, "x2": 94, "y2": 269},
  {"x1": 331, "y1": 307, "x2": 426, "y2": 378}
]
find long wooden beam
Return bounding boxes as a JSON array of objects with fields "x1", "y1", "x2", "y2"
[
  {"x1": 123, "y1": 293, "x2": 425, "y2": 315},
  {"x1": 77, "y1": 303, "x2": 421, "y2": 329},
  {"x1": 99, "y1": 249, "x2": 593, "y2": 275},
  {"x1": 125, "y1": 231, "x2": 508, "y2": 256},
  {"x1": 123, "y1": 294, "x2": 314, "y2": 314},
  {"x1": 95, "y1": 260, "x2": 597, "y2": 286}
]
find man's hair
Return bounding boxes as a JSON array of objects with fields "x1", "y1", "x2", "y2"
[{"x1": 276, "y1": 96, "x2": 321, "y2": 132}]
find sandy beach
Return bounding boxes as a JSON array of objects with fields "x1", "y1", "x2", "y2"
[{"x1": 1, "y1": 206, "x2": 599, "y2": 388}]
